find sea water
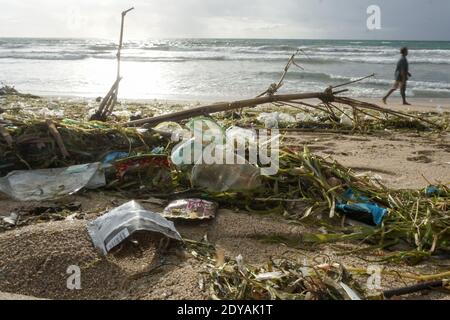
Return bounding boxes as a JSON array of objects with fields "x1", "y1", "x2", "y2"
[{"x1": 1, "y1": 38, "x2": 449, "y2": 100}]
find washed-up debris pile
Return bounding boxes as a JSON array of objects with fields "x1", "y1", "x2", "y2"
[
  {"x1": 189, "y1": 241, "x2": 364, "y2": 300},
  {"x1": 0, "y1": 118, "x2": 167, "y2": 175},
  {"x1": 0, "y1": 84, "x2": 449, "y2": 300},
  {"x1": 0, "y1": 113, "x2": 449, "y2": 264}
]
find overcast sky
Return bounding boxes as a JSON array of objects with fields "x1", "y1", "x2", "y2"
[{"x1": 0, "y1": 0, "x2": 449, "y2": 40}]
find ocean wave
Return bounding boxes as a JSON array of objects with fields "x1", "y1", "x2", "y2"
[
  {"x1": 302, "y1": 55, "x2": 450, "y2": 65},
  {"x1": 0, "y1": 53, "x2": 90, "y2": 60},
  {"x1": 85, "y1": 44, "x2": 117, "y2": 51},
  {"x1": 258, "y1": 71, "x2": 346, "y2": 82},
  {"x1": 258, "y1": 71, "x2": 450, "y2": 92},
  {"x1": 93, "y1": 53, "x2": 289, "y2": 62},
  {"x1": 411, "y1": 88, "x2": 450, "y2": 98},
  {"x1": 2, "y1": 49, "x2": 450, "y2": 65},
  {"x1": 256, "y1": 45, "x2": 299, "y2": 52}
]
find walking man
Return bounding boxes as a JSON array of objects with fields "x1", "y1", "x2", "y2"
[{"x1": 383, "y1": 47, "x2": 412, "y2": 105}]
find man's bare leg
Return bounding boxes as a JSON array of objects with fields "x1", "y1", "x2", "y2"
[
  {"x1": 401, "y1": 82, "x2": 410, "y2": 105},
  {"x1": 383, "y1": 88, "x2": 396, "y2": 104}
]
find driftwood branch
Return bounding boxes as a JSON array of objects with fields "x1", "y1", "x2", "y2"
[{"x1": 125, "y1": 91, "x2": 333, "y2": 127}]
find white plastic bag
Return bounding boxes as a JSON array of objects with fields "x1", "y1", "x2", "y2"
[{"x1": 87, "y1": 200, "x2": 182, "y2": 255}]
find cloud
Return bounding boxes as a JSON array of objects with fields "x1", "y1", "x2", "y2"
[{"x1": 0, "y1": 0, "x2": 448, "y2": 40}]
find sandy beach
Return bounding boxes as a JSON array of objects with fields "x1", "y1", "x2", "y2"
[
  {"x1": 0, "y1": 92, "x2": 449, "y2": 300},
  {"x1": 2, "y1": 0, "x2": 450, "y2": 307}
]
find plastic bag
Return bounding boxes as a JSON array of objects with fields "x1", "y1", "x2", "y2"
[
  {"x1": 87, "y1": 200, "x2": 182, "y2": 255},
  {"x1": 340, "y1": 114, "x2": 353, "y2": 127},
  {"x1": 336, "y1": 189, "x2": 387, "y2": 226},
  {"x1": 296, "y1": 113, "x2": 317, "y2": 122},
  {"x1": 257, "y1": 112, "x2": 296, "y2": 128},
  {"x1": 0, "y1": 162, "x2": 105, "y2": 201}
]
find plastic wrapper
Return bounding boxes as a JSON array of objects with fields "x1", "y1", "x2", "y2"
[
  {"x1": 87, "y1": 200, "x2": 182, "y2": 255},
  {"x1": 0, "y1": 162, "x2": 105, "y2": 201},
  {"x1": 163, "y1": 199, "x2": 218, "y2": 220}
]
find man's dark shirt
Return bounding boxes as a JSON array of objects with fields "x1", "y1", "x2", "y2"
[{"x1": 395, "y1": 56, "x2": 409, "y2": 81}]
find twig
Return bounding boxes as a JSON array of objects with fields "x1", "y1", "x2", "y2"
[
  {"x1": 257, "y1": 50, "x2": 303, "y2": 97},
  {"x1": 334, "y1": 96, "x2": 440, "y2": 128},
  {"x1": 0, "y1": 124, "x2": 13, "y2": 148},
  {"x1": 46, "y1": 120, "x2": 70, "y2": 158},
  {"x1": 383, "y1": 280, "x2": 448, "y2": 299},
  {"x1": 332, "y1": 74, "x2": 375, "y2": 89}
]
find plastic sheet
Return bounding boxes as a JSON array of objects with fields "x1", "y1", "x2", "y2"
[{"x1": 0, "y1": 162, "x2": 105, "y2": 201}]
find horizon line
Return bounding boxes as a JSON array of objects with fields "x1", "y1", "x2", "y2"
[{"x1": 1, "y1": 36, "x2": 450, "y2": 42}]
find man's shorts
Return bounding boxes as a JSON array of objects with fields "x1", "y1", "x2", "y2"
[{"x1": 391, "y1": 80, "x2": 406, "y2": 89}]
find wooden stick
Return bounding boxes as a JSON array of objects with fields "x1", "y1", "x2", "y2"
[
  {"x1": 332, "y1": 73, "x2": 375, "y2": 89},
  {"x1": 92, "y1": 7, "x2": 133, "y2": 122},
  {"x1": 98, "y1": 78, "x2": 121, "y2": 116},
  {"x1": 0, "y1": 124, "x2": 13, "y2": 148},
  {"x1": 46, "y1": 120, "x2": 69, "y2": 158},
  {"x1": 383, "y1": 280, "x2": 448, "y2": 299},
  {"x1": 115, "y1": 7, "x2": 135, "y2": 102},
  {"x1": 257, "y1": 50, "x2": 302, "y2": 97}
]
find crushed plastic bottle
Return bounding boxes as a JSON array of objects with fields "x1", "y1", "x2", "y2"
[{"x1": 191, "y1": 159, "x2": 262, "y2": 192}]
